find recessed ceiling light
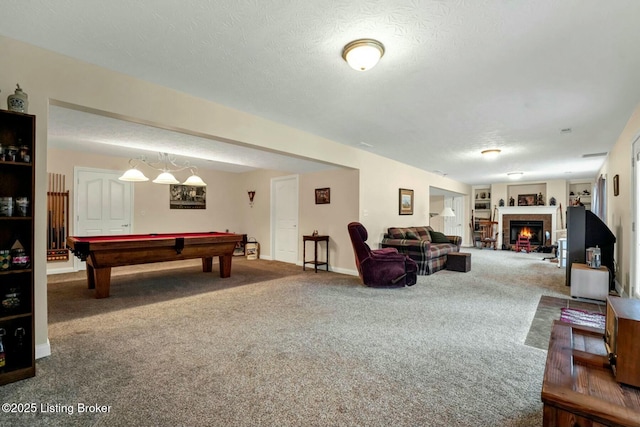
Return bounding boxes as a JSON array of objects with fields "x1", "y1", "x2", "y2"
[{"x1": 507, "y1": 172, "x2": 524, "y2": 179}]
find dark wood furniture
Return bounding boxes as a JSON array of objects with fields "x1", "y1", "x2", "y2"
[
  {"x1": 477, "y1": 220, "x2": 498, "y2": 250},
  {"x1": 542, "y1": 321, "x2": 640, "y2": 427},
  {"x1": 605, "y1": 296, "x2": 640, "y2": 388},
  {"x1": 0, "y1": 110, "x2": 36, "y2": 385},
  {"x1": 303, "y1": 235, "x2": 329, "y2": 273},
  {"x1": 67, "y1": 232, "x2": 244, "y2": 298},
  {"x1": 446, "y1": 252, "x2": 470, "y2": 272}
]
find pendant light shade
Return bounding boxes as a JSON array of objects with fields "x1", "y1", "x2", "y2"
[
  {"x1": 152, "y1": 171, "x2": 180, "y2": 185},
  {"x1": 183, "y1": 174, "x2": 207, "y2": 187},
  {"x1": 342, "y1": 39, "x2": 385, "y2": 71},
  {"x1": 119, "y1": 168, "x2": 149, "y2": 182}
]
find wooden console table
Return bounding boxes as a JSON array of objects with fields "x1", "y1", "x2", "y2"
[
  {"x1": 303, "y1": 235, "x2": 329, "y2": 273},
  {"x1": 541, "y1": 321, "x2": 640, "y2": 427}
]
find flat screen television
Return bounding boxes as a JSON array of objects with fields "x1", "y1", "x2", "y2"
[{"x1": 565, "y1": 206, "x2": 616, "y2": 289}]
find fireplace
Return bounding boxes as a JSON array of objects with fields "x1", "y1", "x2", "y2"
[{"x1": 510, "y1": 220, "x2": 544, "y2": 245}]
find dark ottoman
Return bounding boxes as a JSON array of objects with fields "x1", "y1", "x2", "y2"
[{"x1": 447, "y1": 252, "x2": 471, "y2": 272}]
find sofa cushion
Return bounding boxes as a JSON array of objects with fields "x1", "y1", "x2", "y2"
[
  {"x1": 413, "y1": 226, "x2": 432, "y2": 242},
  {"x1": 405, "y1": 230, "x2": 420, "y2": 240},
  {"x1": 387, "y1": 227, "x2": 412, "y2": 239},
  {"x1": 429, "y1": 230, "x2": 451, "y2": 243}
]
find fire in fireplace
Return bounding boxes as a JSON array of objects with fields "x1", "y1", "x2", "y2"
[{"x1": 510, "y1": 220, "x2": 544, "y2": 245}]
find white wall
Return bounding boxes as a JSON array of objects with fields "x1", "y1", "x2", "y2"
[{"x1": 597, "y1": 102, "x2": 640, "y2": 297}]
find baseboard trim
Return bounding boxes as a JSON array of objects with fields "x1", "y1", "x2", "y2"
[
  {"x1": 36, "y1": 339, "x2": 51, "y2": 359},
  {"x1": 47, "y1": 266, "x2": 76, "y2": 275}
]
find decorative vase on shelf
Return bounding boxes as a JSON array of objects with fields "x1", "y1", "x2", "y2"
[
  {"x1": 7, "y1": 84, "x2": 28, "y2": 113},
  {"x1": 499, "y1": 199, "x2": 505, "y2": 207}
]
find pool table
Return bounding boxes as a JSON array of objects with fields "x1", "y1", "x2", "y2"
[{"x1": 67, "y1": 232, "x2": 245, "y2": 298}]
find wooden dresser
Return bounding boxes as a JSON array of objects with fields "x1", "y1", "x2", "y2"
[{"x1": 541, "y1": 321, "x2": 640, "y2": 427}]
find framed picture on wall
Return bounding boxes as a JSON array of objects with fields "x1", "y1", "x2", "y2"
[
  {"x1": 399, "y1": 188, "x2": 414, "y2": 215},
  {"x1": 517, "y1": 194, "x2": 536, "y2": 206},
  {"x1": 170, "y1": 184, "x2": 206, "y2": 209},
  {"x1": 315, "y1": 187, "x2": 330, "y2": 204}
]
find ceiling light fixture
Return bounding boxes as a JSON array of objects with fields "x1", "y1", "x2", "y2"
[
  {"x1": 118, "y1": 152, "x2": 207, "y2": 186},
  {"x1": 507, "y1": 172, "x2": 524, "y2": 180},
  {"x1": 481, "y1": 149, "x2": 501, "y2": 159},
  {"x1": 342, "y1": 39, "x2": 385, "y2": 71}
]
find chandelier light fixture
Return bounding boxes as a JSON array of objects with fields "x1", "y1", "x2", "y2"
[
  {"x1": 118, "y1": 152, "x2": 207, "y2": 186},
  {"x1": 342, "y1": 39, "x2": 385, "y2": 71}
]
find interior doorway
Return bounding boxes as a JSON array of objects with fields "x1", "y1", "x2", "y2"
[
  {"x1": 633, "y1": 134, "x2": 640, "y2": 298},
  {"x1": 73, "y1": 167, "x2": 133, "y2": 270},
  {"x1": 271, "y1": 175, "x2": 299, "y2": 264}
]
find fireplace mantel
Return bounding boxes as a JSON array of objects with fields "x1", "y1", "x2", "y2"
[{"x1": 496, "y1": 206, "x2": 560, "y2": 248}]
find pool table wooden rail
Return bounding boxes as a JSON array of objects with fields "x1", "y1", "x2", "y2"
[{"x1": 67, "y1": 233, "x2": 244, "y2": 299}]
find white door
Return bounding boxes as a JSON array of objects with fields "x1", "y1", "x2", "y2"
[
  {"x1": 633, "y1": 135, "x2": 640, "y2": 298},
  {"x1": 74, "y1": 168, "x2": 133, "y2": 270},
  {"x1": 444, "y1": 196, "x2": 464, "y2": 238},
  {"x1": 76, "y1": 168, "x2": 133, "y2": 236},
  {"x1": 271, "y1": 175, "x2": 298, "y2": 264}
]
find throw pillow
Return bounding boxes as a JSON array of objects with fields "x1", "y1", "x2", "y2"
[
  {"x1": 405, "y1": 231, "x2": 420, "y2": 240},
  {"x1": 429, "y1": 230, "x2": 451, "y2": 243}
]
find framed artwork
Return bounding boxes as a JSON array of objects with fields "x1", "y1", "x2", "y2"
[
  {"x1": 169, "y1": 184, "x2": 206, "y2": 209},
  {"x1": 517, "y1": 194, "x2": 536, "y2": 206},
  {"x1": 315, "y1": 187, "x2": 330, "y2": 204},
  {"x1": 613, "y1": 174, "x2": 619, "y2": 197},
  {"x1": 399, "y1": 188, "x2": 414, "y2": 215}
]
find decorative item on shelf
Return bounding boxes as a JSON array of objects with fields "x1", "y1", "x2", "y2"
[
  {"x1": 582, "y1": 190, "x2": 590, "y2": 195},
  {"x1": 480, "y1": 192, "x2": 486, "y2": 199},
  {"x1": 570, "y1": 191, "x2": 575, "y2": 196},
  {"x1": 0, "y1": 328, "x2": 5, "y2": 370},
  {"x1": 509, "y1": 197, "x2": 515, "y2": 206},
  {"x1": 549, "y1": 197, "x2": 556, "y2": 206},
  {"x1": 18, "y1": 143, "x2": 30, "y2": 163},
  {"x1": 14, "y1": 327, "x2": 25, "y2": 354},
  {"x1": 499, "y1": 198, "x2": 505, "y2": 207},
  {"x1": 118, "y1": 152, "x2": 207, "y2": 186},
  {"x1": 10, "y1": 239, "x2": 29, "y2": 269},
  {"x1": 7, "y1": 84, "x2": 28, "y2": 113},
  {"x1": 1, "y1": 288, "x2": 21, "y2": 311},
  {"x1": 475, "y1": 193, "x2": 478, "y2": 199},
  {"x1": 248, "y1": 190, "x2": 256, "y2": 207},
  {"x1": 537, "y1": 192, "x2": 544, "y2": 206},
  {"x1": 0, "y1": 197, "x2": 13, "y2": 216},
  {"x1": 15, "y1": 197, "x2": 29, "y2": 217},
  {"x1": 0, "y1": 250, "x2": 10, "y2": 270},
  {"x1": 312, "y1": 230, "x2": 319, "y2": 236},
  {"x1": 4, "y1": 145, "x2": 18, "y2": 162}
]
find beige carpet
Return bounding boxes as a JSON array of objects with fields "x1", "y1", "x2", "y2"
[{"x1": 3, "y1": 249, "x2": 570, "y2": 426}]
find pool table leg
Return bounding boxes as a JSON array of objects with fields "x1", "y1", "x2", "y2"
[
  {"x1": 93, "y1": 268, "x2": 112, "y2": 299},
  {"x1": 202, "y1": 257, "x2": 213, "y2": 272},
  {"x1": 219, "y1": 255, "x2": 232, "y2": 278}
]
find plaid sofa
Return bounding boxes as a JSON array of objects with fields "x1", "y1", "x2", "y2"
[{"x1": 380, "y1": 226, "x2": 462, "y2": 275}]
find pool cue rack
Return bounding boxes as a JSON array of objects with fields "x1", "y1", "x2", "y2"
[{"x1": 47, "y1": 173, "x2": 69, "y2": 261}]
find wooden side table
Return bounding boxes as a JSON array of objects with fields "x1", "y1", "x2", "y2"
[{"x1": 303, "y1": 235, "x2": 329, "y2": 273}]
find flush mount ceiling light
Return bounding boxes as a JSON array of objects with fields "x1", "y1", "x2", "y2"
[
  {"x1": 119, "y1": 152, "x2": 207, "y2": 186},
  {"x1": 481, "y1": 149, "x2": 501, "y2": 159},
  {"x1": 342, "y1": 39, "x2": 385, "y2": 71},
  {"x1": 507, "y1": 172, "x2": 524, "y2": 180}
]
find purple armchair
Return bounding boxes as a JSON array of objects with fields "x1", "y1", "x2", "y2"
[{"x1": 348, "y1": 222, "x2": 417, "y2": 287}]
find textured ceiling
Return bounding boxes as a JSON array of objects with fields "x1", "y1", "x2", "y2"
[{"x1": 2, "y1": 1, "x2": 640, "y2": 184}]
